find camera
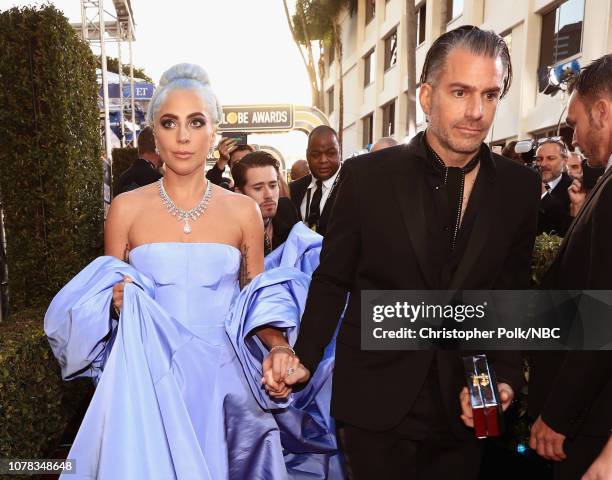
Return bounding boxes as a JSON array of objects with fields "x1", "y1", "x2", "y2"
[{"x1": 514, "y1": 139, "x2": 539, "y2": 170}]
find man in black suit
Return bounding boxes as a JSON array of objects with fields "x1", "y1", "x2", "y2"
[
  {"x1": 535, "y1": 138, "x2": 573, "y2": 236},
  {"x1": 116, "y1": 126, "x2": 162, "y2": 194},
  {"x1": 278, "y1": 26, "x2": 541, "y2": 480},
  {"x1": 232, "y1": 151, "x2": 299, "y2": 255},
  {"x1": 528, "y1": 54, "x2": 612, "y2": 480},
  {"x1": 289, "y1": 126, "x2": 341, "y2": 236}
]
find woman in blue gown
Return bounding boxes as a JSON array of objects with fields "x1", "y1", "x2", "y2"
[{"x1": 45, "y1": 64, "x2": 341, "y2": 479}]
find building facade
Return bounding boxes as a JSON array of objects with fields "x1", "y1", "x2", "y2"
[{"x1": 324, "y1": 0, "x2": 612, "y2": 158}]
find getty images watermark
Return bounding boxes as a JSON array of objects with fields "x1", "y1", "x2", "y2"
[{"x1": 360, "y1": 290, "x2": 612, "y2": 350}]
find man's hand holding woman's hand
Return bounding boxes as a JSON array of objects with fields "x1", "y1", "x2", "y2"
[{"x1": 261, "y1": 346, "x2": 311, "y2": 399}]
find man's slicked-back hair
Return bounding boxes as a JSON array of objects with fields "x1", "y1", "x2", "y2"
[
  {"x1": 308, "y1": 125, "x2": 338, "y2": 147},
  {"x1": 420, "y1": 25, "x2": 513, "y2": 98},
  {"x1": 231, "y1": 151, "x2": 280, "y2": 191},
  {"x1": 568, "y1": 54, "x2": 612, "y2": 104}
]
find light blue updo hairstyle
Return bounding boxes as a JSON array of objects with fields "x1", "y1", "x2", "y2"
[{"x1": 147, "y1": 63, "x2": 224, "y2": 126}]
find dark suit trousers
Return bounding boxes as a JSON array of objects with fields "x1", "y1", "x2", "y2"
[
  {"x1": 338, "y1": 366, "x2": 482, "y2": 480},
  {"x1": 552, "y1": 436, "x2": 609, "y2": 480}
]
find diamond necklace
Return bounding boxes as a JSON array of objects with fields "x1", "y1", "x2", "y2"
[{"x1": 158, "y1": 178, "x2": 213, "y2": 234}]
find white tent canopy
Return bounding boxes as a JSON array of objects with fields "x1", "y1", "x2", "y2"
[{"x1": 95, "y1": 68, "x2": 147, "y2": 84}]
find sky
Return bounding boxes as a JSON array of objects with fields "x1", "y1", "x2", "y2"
[{"x1": 6, "y1": 0, "x2": 312, "y2": 164}]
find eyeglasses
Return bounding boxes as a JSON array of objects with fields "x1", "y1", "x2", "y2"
[{"x1": 536, "y1": 136, "x2": 565, "y2": 147}]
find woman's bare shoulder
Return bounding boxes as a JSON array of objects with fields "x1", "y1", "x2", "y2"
[{"x1": 108, "y1": 183, "x2": 158, "y2": 218}]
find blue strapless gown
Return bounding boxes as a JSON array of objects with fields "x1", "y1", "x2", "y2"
[{"x1": 44, "y1": 223, "x2": 343, "y2": 480}]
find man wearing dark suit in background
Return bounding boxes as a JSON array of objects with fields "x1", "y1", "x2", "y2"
[
  {"x1": 535, "y1": 138, "x2": 573, "y2": 236},
  {"x1": 116, "y1": 126, "x2": 162, "y2": 194},
  {"x1": 289, "y1": 126, "x2": 341, "y2": 236},
  {"x1": 529, "y1": 54, "x2": 612, "y2": 480},
  {"x1": 282, "y1": 26, "x2": 541, "y2": 480}
]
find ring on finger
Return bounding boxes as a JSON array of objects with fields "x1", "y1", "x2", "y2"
[{"x1": 287, "y1": 367, "x2": 295, "y2": 376}]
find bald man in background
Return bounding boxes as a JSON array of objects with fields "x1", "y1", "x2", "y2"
[
  {"x1": 370, "y1": 136, "x2": 399, "y2": 153},
  {"x1": 290, "y1": 159, "x2": 310, "y2": 181}
]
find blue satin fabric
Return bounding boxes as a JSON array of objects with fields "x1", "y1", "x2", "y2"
[{"x1": 45, "y1": 223, "x2": 343, "y2": 479}]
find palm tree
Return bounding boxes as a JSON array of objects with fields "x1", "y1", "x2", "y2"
[
  {"x1": 282, "y1": 0, "x2": 356, "y2": 150},
  {"x1": 282, "y1": 0, "x2": 326, "y2": 109}
]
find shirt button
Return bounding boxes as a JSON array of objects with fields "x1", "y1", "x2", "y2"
[{"x1": 443, "y1": 226, "x2": 450, "y2": 232}]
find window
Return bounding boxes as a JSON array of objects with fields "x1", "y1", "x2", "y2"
[
  {"x1": 382, "y1": 100, "x2": 395, "y2": 137},
  {"x1": 384, "y1": 29, "x2": 398, "y2": 71},
  {"x1": 416, "y1": 4, "x2": 426, "y2": 45},
  {"x1": 446, "y1": 0, "x2": 463, "y2": 22},
  {"x1": 364, "y1": 49, "x2": 376, "y2": 86},
  {"x1": 363, "y1": 113, "x2": 374, "y2": 148},
  {"x1": 366, "y1": 0, "x2": 376, "y2": 25},
  {"x1": 327, "y1": 87, "x2": 335, "y2": 115},
  {"x1": 539, "y1": 0, "x2": 584, "y2": 69}
]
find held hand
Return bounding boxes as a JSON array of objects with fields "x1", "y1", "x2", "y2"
[
  {"x1": 529, "y1": 415, "x2": 567, "y2": 461},
  {"x1": 261, "y1": 347, "x2": 300, "y2": 399},
  {"x1": 111, "y1": 276, "x2": 133, "y2": 314},
  {"x1": 459, "y1": 382, "x2": 514, "y2": 428},
  {"x1": 217, "y1": 137, "x2": 237, "y2": 164},
  {"x1": 283, "y1": 363, "x2": 311, "y2": 386},
  {"x1": 582, "y1": 437, "x2": 612, "y2": 480},
  {"x1": 569, "y1": 178, "x2": 586, "y2": 216}
]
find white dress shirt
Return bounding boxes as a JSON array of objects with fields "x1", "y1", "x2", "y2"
[
  {"x1": 541, "y1": 173, "x2": 563, "y2": 199},
  {"x1": 300, "y1": 167, "x2": 341, "y2": 221}
]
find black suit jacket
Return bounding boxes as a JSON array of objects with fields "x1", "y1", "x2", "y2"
[
  {"x1": 116, "y1": 158, "x2": 162, "y2": 195},
  {"x1": 289, "y1": 169, "x2": 341, "y2": 236},
  {"x1": 271, "y1": 197, "x2": 300, "y2": 250},
  {"x1": 293, "y1": 132, "x2": 541, "y2": 434},
  {"x1": 537, "y1": 172, "x2": 573, "y2": 236},
  {"x1": 529, "y1": 166, "x2": 612, "y2": 438},
  {"x1": 206, "y1": 163, "x2": 224, "y2": 186}
]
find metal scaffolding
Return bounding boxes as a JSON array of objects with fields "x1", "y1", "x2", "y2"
[{"x1": 74, "y1": 0, "x2": 137, "y2": 162}]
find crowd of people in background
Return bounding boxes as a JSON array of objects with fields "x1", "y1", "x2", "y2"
[{"x1": 51, "y1": 26, "x2": 612, "y2": 480}]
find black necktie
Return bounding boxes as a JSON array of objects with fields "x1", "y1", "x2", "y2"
[
  {"x1": 264, "y1": 220, "x2": 272, "y2": 255},
  {"x1": 544, "y1": 183, "x2": 551, "y2": 192},
  {"x1": 307, "y1": 179, "x2": 323, "y2": 229},
  {"x1": 427, "y1": 144, "x2": 480, "y2": 251}
]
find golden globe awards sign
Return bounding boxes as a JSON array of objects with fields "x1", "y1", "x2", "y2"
[{"x1": 219, "y1": 105, "x2": 294, "y2": 132}]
